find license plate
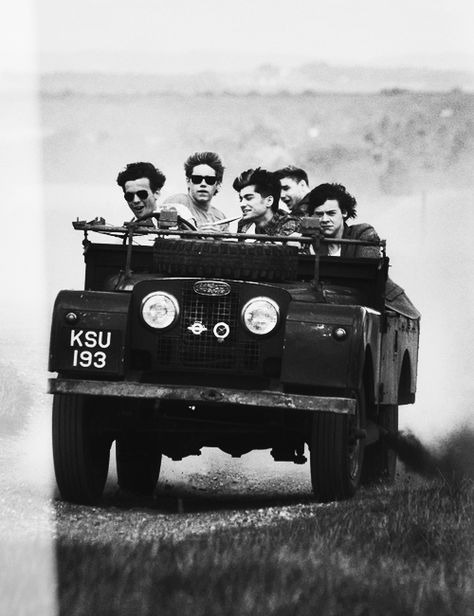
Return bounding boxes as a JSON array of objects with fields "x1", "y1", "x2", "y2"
[{"x1": 59, "y1": 328, "x2": 122, "y2": 372}]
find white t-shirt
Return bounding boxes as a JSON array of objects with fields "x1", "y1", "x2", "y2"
[
  {"x1": 327, "y1": 243, "x2": 342, "y2": 256},
  {"x1": 164, "y1": 193, "x2": 229, "y2": 231}
]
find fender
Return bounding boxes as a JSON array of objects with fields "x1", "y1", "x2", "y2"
[
  {"x1": 281, "y1": 301, "x2": 382, "y2": 394},
  {"x1": 49, "y1": 290, "x2": 131, "y2": 376}
]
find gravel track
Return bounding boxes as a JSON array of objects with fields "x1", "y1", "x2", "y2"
[{"x1": 55, "y1": 447, "x2": 320, "y2": 543}]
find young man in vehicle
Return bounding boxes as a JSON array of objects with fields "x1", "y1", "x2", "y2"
[
  {"x1": 117, "y1": 161, "x2": 166, "y2": 221},
  {"x1": 308, "y1": 183, "x2": 420, "y2": 317},
  {"x1": 116, "y1": 161, "x2": 195, "y2": 231},
  {"x1": 307, "y1": 183, "x2": 380, "y2": 257},
  {"x1": 233, "y1": 168, "x2": 301, "y2": 236},
  {"x1": 274, "y1": 165, "x2": 311, "y2": 216},
  {"x1": 163, "y1": 151, "x2": 229, "y2": 231}
]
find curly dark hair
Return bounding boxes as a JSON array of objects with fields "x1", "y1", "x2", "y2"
[
  {"x1": 232, "y1": 168, "x2": 281, "y2": 212},
  {"x1": 184, "y1": 151, "x2": 225, "y2": 183},
  {"x1": 116, "y1": 162, "x2": 166, "y2": 192},
  {"x1": 274, "y1": 165, "x2": 309, "y2": 185},
  {"x1": 307, "y1": 183, "x2": 357, "y2": 219}
]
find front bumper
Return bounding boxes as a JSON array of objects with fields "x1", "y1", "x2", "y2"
[{"x1": 48, "y1": 378, "x2": 355, "y2": 415}]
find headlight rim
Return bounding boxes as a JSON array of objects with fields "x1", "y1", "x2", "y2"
[
  {"x1": 141, "y1": 291, "x2": 180, "y2": 330},
  {"x1": 241, "y1": 296, "x2": 280, "y2": 336}
]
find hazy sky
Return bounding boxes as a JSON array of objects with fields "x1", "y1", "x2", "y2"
[{"x1": 2, "y1": 0, "x2": 473, "y2": 72}]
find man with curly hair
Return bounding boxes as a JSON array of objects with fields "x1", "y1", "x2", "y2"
[
  {"x1": 308, "y1": 183, "x2": 419, "y2": 317},
  {"x1": 307, "y1": 183, "x2": 381, "y2": 257},
  {"x1": 164, "y1": 151, "x2": 228, "y2": 231},
  {"x1": 116, "y1": 161, "x2": 195, "y2": 229},
  {"x1": 233, "y1": 168, "x2": 301, "y2": 236},
  {"x1": 116, "y1": 161, "x2": 167, "y2": 221}
]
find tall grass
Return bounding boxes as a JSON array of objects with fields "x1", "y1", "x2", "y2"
[{"x1": 55, "y1": 478, "x2": 473, "y2": 616}]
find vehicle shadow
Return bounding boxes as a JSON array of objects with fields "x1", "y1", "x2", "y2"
[{"x1": 99, "y1": 483, "x2": 316, "y2": 514}]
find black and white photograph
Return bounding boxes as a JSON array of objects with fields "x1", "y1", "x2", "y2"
[{"x1": 1, "y1": 1, "x2": 473, "y2": 614}]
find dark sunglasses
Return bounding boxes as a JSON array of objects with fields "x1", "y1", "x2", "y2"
[
  {"x1": 124, "y1": 190, "x2": 150, "y2": 202},
  {"x1": 190, "y1": 175, "x2": 217, "y2": 186}
]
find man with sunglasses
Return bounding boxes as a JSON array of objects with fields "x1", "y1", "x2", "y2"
[
  {"x1": 116, "y1": 161, "x2": 195, "y2": 238},
  {"x1": 164, "y1": 151, "x2": 229, "y2": 231}
]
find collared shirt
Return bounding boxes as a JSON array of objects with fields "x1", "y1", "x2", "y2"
[
  {"x1": 126, "y1": 217, "x2": 157, "y2": 246},
  {"x1": 238, "y1": 210, "x2": 301, "y2": 236},
  {"x1": 127, "y1": 203, "x2": 197, "y2": 245}
]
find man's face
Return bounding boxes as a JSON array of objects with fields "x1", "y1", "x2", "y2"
[
  {"x1": 239, "y1": 185, "x2": 273, "y2": 222},
  {"x1": 313, "y1": 199, "x2": 346, "y2": 238},
  {"x1": 186, "y1": 164, "x2": 219, "y2": 206},
  {"x1": 279, "y1": 177, "x2": 308, "y2": 211},
  {"x1": 123, "y1": 177, "x2": 158, "y2": 219}
]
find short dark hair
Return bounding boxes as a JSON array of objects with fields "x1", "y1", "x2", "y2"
[
  {"x1": 232, "y1": 168, "x2": 281, "y2": 212},
  {"x1": 274, "y1": 165, "x2": 309, "y2": 186},
  {"x1": 307, "y1": 183, "x2": 357, "y2": 219},
  {"x1": 116, "y1": 162, "x2": 166, "y2": 192},
  {"x1": 184, "y1": 151, "x2": 225, "y2": 183}
]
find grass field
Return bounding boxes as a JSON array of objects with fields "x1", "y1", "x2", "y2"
[{"x1": 55, "y1": 477, "x2": 473, "y2": 616}]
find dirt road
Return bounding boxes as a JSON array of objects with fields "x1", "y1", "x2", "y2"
[{"x1": 55, "y1": 447, "x2": 319, "y2": 543}]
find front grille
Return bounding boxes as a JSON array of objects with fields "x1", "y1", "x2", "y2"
[
  {"x1": 155, "y1": 285, "x2": 260, "y2": 372},
  {"x1": 181, "y1": 288, "x2": 237, "y2": 332}
]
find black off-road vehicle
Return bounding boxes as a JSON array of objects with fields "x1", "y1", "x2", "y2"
[{"x1": 48, "y1": 212, "x2": 420, "y2": 504}]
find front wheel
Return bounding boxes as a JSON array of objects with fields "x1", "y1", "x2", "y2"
[
  {"x1": 52, "y1": 394, "x2": 111, "y2": 504},
  {"x1": 310, "y1": 391, "x2": 366, "y2": 502}
]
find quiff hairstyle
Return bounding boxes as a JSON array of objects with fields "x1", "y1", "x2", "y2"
[
  {"x1": 274, "y1": 165, "x2": 309, "y2": 186},
  {"x1": 307, "y1": 183, "x2": 358, "y2": 219},
  {"x1": 232, "y1": 168, "x2": 281, "y2": 212},
  {"x1": 184, "y1": 151, "x2": 225, "y2": 183},
  {"x1": 116, "y1": 162, "x2": 166, "y2": 192}
]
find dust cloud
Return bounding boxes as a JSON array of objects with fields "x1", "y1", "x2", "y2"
[{"x1": 385, "y1": 428, "x2": 474, "y2": 484}]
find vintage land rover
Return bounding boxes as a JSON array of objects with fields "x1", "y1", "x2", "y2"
[{"x1": 48, "y1": 212, "x2": 420, "y2": 504}]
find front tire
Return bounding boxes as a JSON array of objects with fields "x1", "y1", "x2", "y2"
[
  {"x1": 52, "y1": 394, "x2": 111, "y2": 504},
  {"x1": 310, "y1": 391, "x2": 366, "y2": 502}
]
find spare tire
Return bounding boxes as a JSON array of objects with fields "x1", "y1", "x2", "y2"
[{"x1": 153, "y1": 238, "x2": 298, "y2": 281}]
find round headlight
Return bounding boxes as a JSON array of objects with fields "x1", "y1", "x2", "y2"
[
  {"x1": 141, "y1": 292, "x2": 179, "y2": 329},
  {"x1": 242, "y1": 297, "x2": 280, "y2": 335}
]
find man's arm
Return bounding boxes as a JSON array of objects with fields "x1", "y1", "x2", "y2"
[{"x1": 346, "y1": 223, "x2": 381, "y2": 258}]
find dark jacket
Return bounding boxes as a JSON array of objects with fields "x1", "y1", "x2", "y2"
[
  {"x1": 319, "y1": 223, "x2": 381, "y2": 258},
  {"x1": 321, "y1": 223, "x2": 420, "y2": 319}
]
